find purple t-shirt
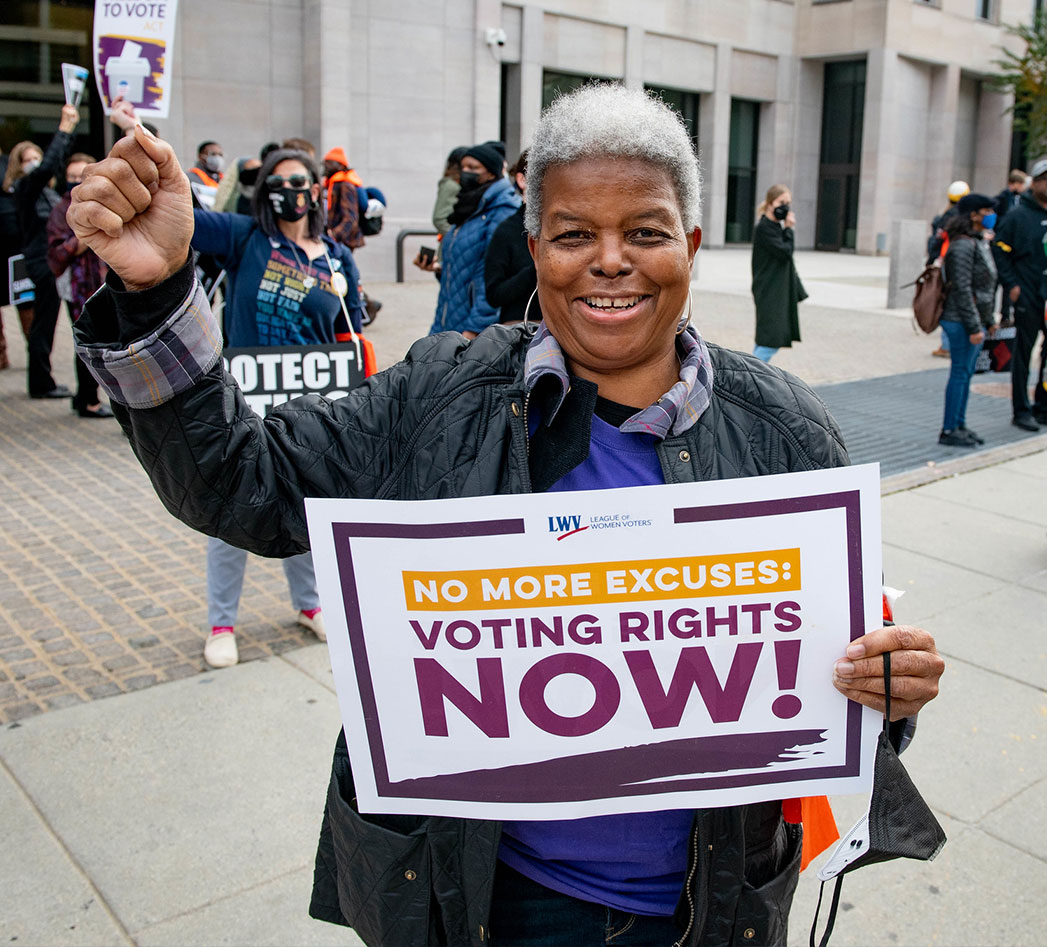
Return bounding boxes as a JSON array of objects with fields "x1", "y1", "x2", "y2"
[{"x1": 499, "y1": 411, "x2": 693, "y2": 916}]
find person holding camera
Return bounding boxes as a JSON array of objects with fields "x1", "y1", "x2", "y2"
[{"x1": 751, "y1": 184, "x2": 807, "y2": 363}]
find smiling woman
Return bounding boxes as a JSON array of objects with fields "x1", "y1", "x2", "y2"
[{"x1": 65, "y1": 83, "x2": 943, "y2": 946}]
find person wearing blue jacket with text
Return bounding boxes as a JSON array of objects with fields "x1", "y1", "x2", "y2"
[
  {"x1": 190, "y1": 148, "x2": 363, "y2": 668},
  {"x1": 429, "y1": 142, "x2": 520, "y2": 338}
]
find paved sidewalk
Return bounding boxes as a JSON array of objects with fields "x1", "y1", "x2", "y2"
[{"x1": 2, "y1": 250, "x2": 1046, "y2": 945}]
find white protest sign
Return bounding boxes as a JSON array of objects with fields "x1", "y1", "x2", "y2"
[
  {"x1": 93, "y1": 1, "x2": 178, "y2": 118},
  {"x1": 306, "y1": 464, "x2": 883, "y2": 820},
  {"x1": 61, "y1": 63, "x2": 90, "y2": 108},
  {"x1": 223, "y1": 344, "x2": 366, "y2": 417}
]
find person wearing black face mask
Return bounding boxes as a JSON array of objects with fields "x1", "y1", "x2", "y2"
[
  {"x1": 187, "y1": 147, "x2": 367, "y2": 668},
  {"x1": 751, "y1": 184, "x2": 806, "y2": 363},
  {"x1": 429, "y1": 140, "x2": 520, "y2": 338},
  {"x1": 45, "y1": 152, "x2": 112, "y2": 417}
]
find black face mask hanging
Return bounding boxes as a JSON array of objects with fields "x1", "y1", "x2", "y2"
[{"x1": 809, "y1": 652, "x2": 947, "y2": 947}]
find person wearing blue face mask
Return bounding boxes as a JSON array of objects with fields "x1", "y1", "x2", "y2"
[{"x1": 937, "y1": 193, "x2": 998, "y2": 447}]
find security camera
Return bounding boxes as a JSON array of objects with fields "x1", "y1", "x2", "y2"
[{"x1": 485, "y1": 27, "x2": 507, "y2": 47}]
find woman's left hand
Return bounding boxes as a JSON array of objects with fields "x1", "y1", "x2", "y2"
[
  {"x1": 784, "y1": 210, "x2": 796, "y2": 229},
  {"x1": 970, "y1": 331, "x2": 985, "y2": 345},
  {"x1": 832, "y1": 625, "x2": 944, "y2": 720}
]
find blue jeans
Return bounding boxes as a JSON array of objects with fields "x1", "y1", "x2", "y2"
[
  {"x1": 205, "y1": 536, "x2": 319, "y2": 627},
  {"x1": 753, "y1": 344, "x2": 778, "y2": 362},
  {"x1": 488, "y1": 863, "x2": 681, "y2": 946},
  {"x1": 941, "y1": 320, "x2": 980, "y2": 431}
]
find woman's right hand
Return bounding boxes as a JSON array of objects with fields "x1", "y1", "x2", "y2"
[
  {"x1": 58, "y1": 104, "x2": 80, "y2": 134},
  {"x1": 68, "y1": 125, "x2": 192, "y2": 292},
  {"x1": 784, "y1": 210, "x2": 796, "y2": 229}
]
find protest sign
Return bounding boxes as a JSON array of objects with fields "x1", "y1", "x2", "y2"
[
  {"x1": 223, "y1": 344, "x2": 366, "y2": 418},
  {"x1": 92, "y1": 1, "x2": 178, "y2": 117},
  {"x1": 306, "y1": 463, "x2": 883, "y2": 820},
  {"x1": 61, "y1": 63, "x2": 90, "y2": 108},
  {"x1": 8, "y1": 255, "x2": 35, "y2": 307}
]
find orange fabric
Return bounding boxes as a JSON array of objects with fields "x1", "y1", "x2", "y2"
[
  {"x1": 324, "y1": 146, "x2": 349, "y2": 167},
  {"x1": 883, "y1": 592, "x2": 893, "y2": 623},
  {"x1": 188, "y1": 166, "x2": 221, "y2": 188},
  {"x1": 938, "y1": 232, "x2": 950, "y2": 259},
  {"x1": 325, "y1": 169, "x2": 365, "y2": 211},
  {"x1": 783, "y1": 796, "x2": 839, "y2": 872},
  {"x1": 332, "y1": 334, "x2": 378, "y2": 378}
]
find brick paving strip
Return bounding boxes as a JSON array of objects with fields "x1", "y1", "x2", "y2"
[{"x1": 0, "y1": 312, "x2": 320, "y2": 723}]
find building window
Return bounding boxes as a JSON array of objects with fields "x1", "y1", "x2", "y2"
[
  {"x1": 725, "y1": 99, "x2": 760, "y2": 244},
  {"x1": 816, "y1": 59, "x2": 866, "y2": 251},
  {"x1": 0, "y1": 0, "x2": 101, "y2": 156},
  {"x1": 645, "y1": 85, "x2": 700, "y2": 153},
  {"x1": 541, "y1": 71, "x2": 616, "y2": 110},
  {"x1": 975, "y1": 0, "x2": 995, "y2": 20},
  {"x1": 913, "y1": 0, "x2": 941, "y2": 7}
]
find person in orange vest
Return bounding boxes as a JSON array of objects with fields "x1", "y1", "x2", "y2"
[
  {"x1": 323, "y1": 146, "x2": 386, "y2": 323},
  {"x1": 187, "y1": 140, "x2": 224, "y2": 210}
]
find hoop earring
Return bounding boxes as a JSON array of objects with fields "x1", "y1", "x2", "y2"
[
  {"x1": 523, "y1": 289, "x2": 539, "y2": 328},
  {"x1": 675, "y1": 289, "x2": 693, "y2": 335}
]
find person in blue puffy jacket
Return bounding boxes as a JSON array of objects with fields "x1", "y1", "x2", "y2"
[{"x1": 429, "y1": 141, "x2": 521, "y2": 338}]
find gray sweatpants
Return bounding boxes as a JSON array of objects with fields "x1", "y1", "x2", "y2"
[{"x1": 206, "y1": 536, "x2": 320, "y2": 628}]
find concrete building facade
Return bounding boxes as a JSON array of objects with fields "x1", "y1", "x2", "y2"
[{"x1": 2, "y1": 0, "x2": 1040, "y2": 279}]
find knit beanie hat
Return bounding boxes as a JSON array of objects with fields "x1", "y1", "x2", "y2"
[
  {"x1": 465, "y1": 142, "x2": 503, "y2": 177},
  {"x1": 324, "y1": 146, "x2": 349, "y2": 168}
]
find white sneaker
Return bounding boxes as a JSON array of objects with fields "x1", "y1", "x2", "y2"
[
  {"x1": 204, "y1": 630, "x2": 239, "y2": 668},
  {"x1": 297, "y1": 609, "x2": 326, "y2": 642}
]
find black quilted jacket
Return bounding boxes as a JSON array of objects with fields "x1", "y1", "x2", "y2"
[{"x1": 104, "y1": 322, "x2": 848, "y2": 947}]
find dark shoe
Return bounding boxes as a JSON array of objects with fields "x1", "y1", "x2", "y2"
[
  {"x1": 77, "y1": 403, "x2": 114, "y2": 418},
  {"x1": 957, "y1": 425, "x2": 984, "y2": 445},
  {"x1": 939, "y1": 430, "x2": 977, "y2": 447},
  {"x1": 30, "y1": 384, "x2": 72, "y2": 400},
  {"x1": 1013, "y1": 413, "x2": 1040, "y2": 432},
  {"x1": 1032, "y1": 408, "x2": 1047, "y2": 425}
]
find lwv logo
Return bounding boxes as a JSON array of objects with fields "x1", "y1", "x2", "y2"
[{"x1": 547, "y1": 514, "x2": 589, "y2": 540}]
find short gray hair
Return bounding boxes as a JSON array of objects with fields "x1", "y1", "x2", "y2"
[{"x1": 524, "y1": 84, "x2": 702, "y2": 238}]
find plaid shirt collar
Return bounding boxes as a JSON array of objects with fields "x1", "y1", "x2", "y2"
[{"x1": 523, "y1": 321, "x2": 714, "y2": 438}]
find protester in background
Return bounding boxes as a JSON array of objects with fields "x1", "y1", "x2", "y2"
[
  {"x1": 14, "y1": 103, "x2": 79, "y2": 399},
  {"x1": 433, "y1": 146, "x2": 468, "y2": 237},
  {"x1": 188, "y1": 147, "x2": 364, "y2": 667},
  {"x1": 994, "y1": 169, "x2": 1030, "y2": 324},
  {"x1": 68, "y1": 88, "x2": 944, "y2": 946},
  {"x1": 0, "y1": 143, "x2": 45, "y2": 367},
  {"x1": 0, "y1": 148, "x2": 9, "y2": 369},
  {"x1": 993, "y1": 158, "x2": 1047, "y2": 431},
  {"x1": 927, "y1": 180, "x2": 970, "y2": 357},
  {"x1": 187, "y1": 140, "x2": 225, "y2": 209},
  {"x1": 429, "y1": 141, "x2": 520, "y2": 337},
  {"x1": 45, "y1": 152, "x2": 112, "y2": 418},
  {"x1": 937, "y1": 194, "x2": 998, "y2": 447},
  {"x1": 751, "y1": 184, "x2": 806, "y2": 362},
  {"x1": 484, "y1": 149, "x2": 540, "y2": 325},
  {"x1": 413, "y1": 146, "x2": 469, "y2": 276}
]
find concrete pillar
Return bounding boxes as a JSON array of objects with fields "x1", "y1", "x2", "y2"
[
  {"x1": 887, "y1": 219, "x2": 928, "y2": 309},
  {"x1": 923, "y1": 64, "x2": 960, "y2": 222},
  {"x1": 700, "y1": 43, "x2": 732, "y2": 245},
  {"x1": 973, "y1": 85, "x2": 1014, "y2": 194},
  {"x1": 473, "y1": 0, "x2": 503, "y2": 143},
  {"x1": 303, "y1": 0, "x2": 352, "y2": 156},
  {"x1": 624, "y1": 25, "x2": 644, "y2": 91},
  {"x1": 791, "y1": 59, "x2": 822, "y2": 250},
  {"x1": 518, "y1": 4, "x2": 545, "y2": 151},
  {"x1": 857, "y1": 48, "x2": 899, "y2": 254},
  {"x1": 756, "y1": 55, "x2": 796, "y2": 228}
]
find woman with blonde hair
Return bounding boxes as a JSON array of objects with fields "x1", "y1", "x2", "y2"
[{"x1": 751, "y1": 183, "x2": 806, "y2": 362}]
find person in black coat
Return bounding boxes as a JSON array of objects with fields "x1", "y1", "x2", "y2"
[
  {"x1": 13, "y1": 103, "x2": 80, "y2": 398},
  {"x1": 751, "y1": 185, "x2": 806, "y2": 362},
  {"x1": 484, "y1": 150, "x2": 541, "y2": 324},
  {"x1": 992, "y1": 159, "x2": 1047, "y2": 429}
]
